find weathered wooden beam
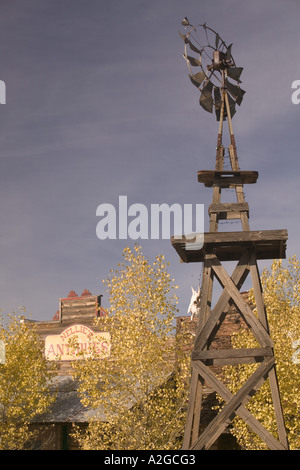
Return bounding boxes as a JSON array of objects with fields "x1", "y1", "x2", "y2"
[
  {"x1": 192, "y1": 347, "x2": 273, "y2": 365},
  {"x1": 194, "y1": 250, "x2": 251, "y2": 351},
  {"x1": 201, "y1": 229, "x2": 287, "y2": 244},
  {"x1": 208, "y1": 202, "x2": 249, "y2": 220},
  {"x1": 210, "y1": 255, "x2": 273, "y2": 348},
  {"x1": 191, "y1": 359, "x2": 287, "y2": 450},
  {"x1": 247, "y1": 249, "x2": 288, "y2": 448},
  {"x1": 191, "y1": 357, "x2": 275, "y2": 449},
  {"x1": 249, "y1": 250, "x2": 270, "y2": 331},
  {"x1": 182, "y1": 369, "x2": 203, "y2": 449},
  {"x1": 267, "y1": 366, "x2": 290, "y2": 449},
  {"x1": 209, "y1": 202, "x2": 249, "y2": 213},
  {"x1": 171, "y1": 229, "x2": 288, "y2": 262},
  {"x1": 197, "y1": 170, "x2": 258, "y2": 187},
  {"x1": 197, "y1": 256, "x2": 214, "y2": 331}
]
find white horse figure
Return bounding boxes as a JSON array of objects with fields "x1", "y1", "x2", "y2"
[{"x1": 187, "y1": 286, "x2": 201, "y2": 321}]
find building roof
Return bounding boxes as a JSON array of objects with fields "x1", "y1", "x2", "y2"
[
  {"x1": 33, "y1": 375, "x2": 106, "y2": 423},
  {"x1": 33, "y1": 371, "x2": 173, "y2": 424}
]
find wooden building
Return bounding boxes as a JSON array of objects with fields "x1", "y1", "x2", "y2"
[
  {"x1": 30, "y1": 289, "x2": 108, "y2": 449},
  {"x1": 27, "y1": 288, "x2": 248, "y2": 450}
]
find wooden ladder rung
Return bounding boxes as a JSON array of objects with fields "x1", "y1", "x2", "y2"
[{"x1": 209, "y1": 202, "x2": 249, "y2": 220}]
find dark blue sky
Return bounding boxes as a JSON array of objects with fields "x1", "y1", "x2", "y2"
[{"x1": 0, "y1": 0, "x2": 300, "y2": 320}]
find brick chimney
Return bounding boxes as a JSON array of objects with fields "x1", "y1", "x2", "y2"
[{"x1": 52, "y1": 290, "x2": 107, "y2": 322}]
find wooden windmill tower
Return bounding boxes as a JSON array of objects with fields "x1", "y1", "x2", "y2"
[{"x1": 172, "y1": 20, "x2": 289, "y2": 450}]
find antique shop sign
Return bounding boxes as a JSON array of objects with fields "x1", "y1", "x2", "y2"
[{"x1": 45, "y1": 324, "x2": 111, "y2": 361}]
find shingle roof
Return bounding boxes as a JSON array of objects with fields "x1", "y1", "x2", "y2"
[{"x1": 33, "y1": 375, "x2": 106, "y2": 423}]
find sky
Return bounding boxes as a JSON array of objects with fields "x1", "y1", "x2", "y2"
[{"x1": 0, "y1": 0, "x2": 300, "y2": 322}]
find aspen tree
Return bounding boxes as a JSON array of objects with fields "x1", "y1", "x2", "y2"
[
  {"x1": 0, "y1": 313, "x2": 56, "y2": 449},
  {"x1": 71, "y1": 245, "x2": 190, "y2": 450},
  {"x1": 221, "y1": 257, "x2": 300, "y2": 449}
]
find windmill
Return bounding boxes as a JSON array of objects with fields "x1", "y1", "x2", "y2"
[
  {"x1": 180, "y1": 20, "x2": 245, "y2": 120},
  {"x1": 172, "y1": 19, "x2": 289, "y2": 450}
]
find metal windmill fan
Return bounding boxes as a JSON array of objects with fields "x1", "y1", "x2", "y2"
[{"x1": 180, "y1": 18, "x2": 245, "y2": 120}]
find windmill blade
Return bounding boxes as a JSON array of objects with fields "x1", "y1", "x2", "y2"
[
  {"x1": 226, "y1": 43, "x2": 233, "y2": 61},
  {"x1": 226, "y1": 92, "x2": 236, "y2": 118},
  {"x1": 189, "y1": 71, "x2": 206, "y2": 88},
  {"x1": 227, "y1": 67, "x2": 243, "y2": 83},
  {"x1": 200, "y1": 80, "x2": 213, "y2": 113},
  {"x1": 183, "y1": 54, "x2": 201, "y2": 67},
  {"x1": 214, "y1": 86, "x2": 222, "y2": 121},
  {"x1": 187, "y1": 39, "x2": 202, "y2": 55},
  {"x1": 179, "y1": 31, "x2": 202, "y2": 55},
  {"x1": 178, "y1": 31, "x2": 189, "y2": 44},
  {"x1": 225, "y1": 78, "x2": 245, "y2": 106}
]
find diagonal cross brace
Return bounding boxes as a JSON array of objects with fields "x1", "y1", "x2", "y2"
[
  {"x1": 191, "y1": 358, "x2": 287, "y2": 450},
  {"x1": 209, "y1": 254, "x2": 272, "y2": 348},
  {"x1": 194, "y1": 250, "x2": 272, "y2": 351},
  {"x1": 194, "y1": 249, "x2": 250, "y2": 350}
]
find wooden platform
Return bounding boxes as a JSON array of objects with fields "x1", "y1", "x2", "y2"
[
  {"x1": 171, "y1": 229, "x2": 288, "y2": 263},
  {"x1": 198, "y1": 170, "x2": 258, "y2": 187}
]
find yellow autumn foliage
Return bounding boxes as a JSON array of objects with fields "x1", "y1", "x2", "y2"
[
  {"x1": 0, "y1": 312, "x2": 56, "y2": 449},
  {"x1": 221, "y1": 256, "x2": 300, "y2": 450},
  {"x1": 71, "y1": 245, "x2": 190, "y2": 450}
]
